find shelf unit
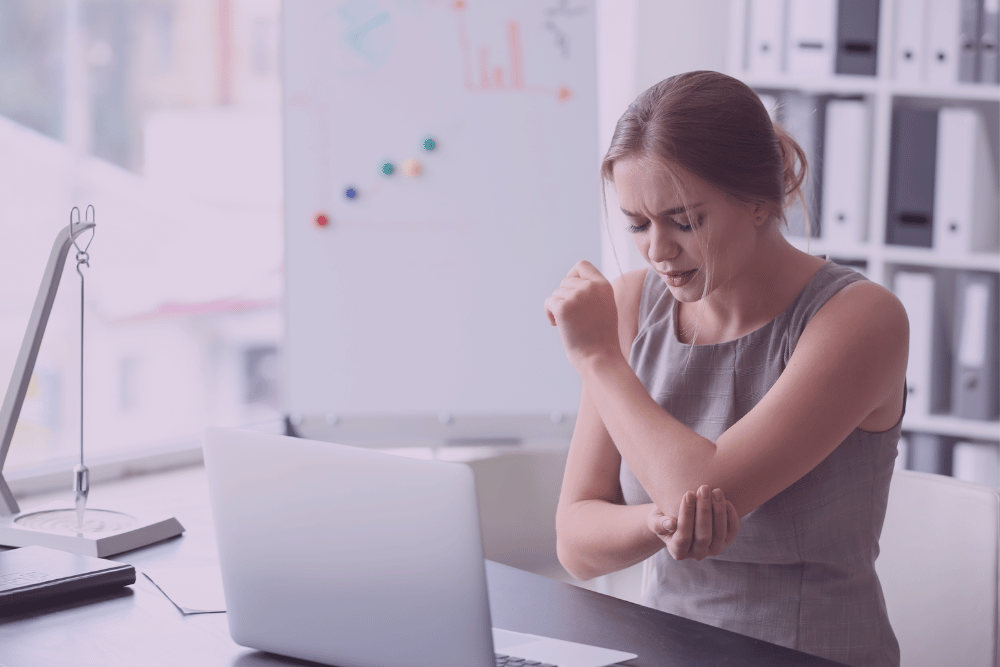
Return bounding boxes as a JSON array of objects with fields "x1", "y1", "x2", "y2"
[{"x1": 727, "y1": 1, "x2": 1000, "y2": 458}]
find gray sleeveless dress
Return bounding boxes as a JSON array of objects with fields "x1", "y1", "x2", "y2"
[{"x1": 620, "y1": 260, "x2": 901, "y2": 667}]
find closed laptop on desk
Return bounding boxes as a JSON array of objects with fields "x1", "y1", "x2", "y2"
[{"x1": 202, "y1": 428, "x2": 635, "y2": 667}]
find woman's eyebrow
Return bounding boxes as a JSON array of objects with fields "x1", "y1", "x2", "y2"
[{"x1": 620, "y1": 203, "x2": 704, "y2": 218}]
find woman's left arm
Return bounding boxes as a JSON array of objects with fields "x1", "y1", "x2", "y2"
[{"x1": 545, "y1": 261, "x2": 909, "y2": 519}]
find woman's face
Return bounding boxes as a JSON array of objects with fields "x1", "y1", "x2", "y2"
[{"x1": 611, "y1": 157, "x2": 761, "y2": 303}]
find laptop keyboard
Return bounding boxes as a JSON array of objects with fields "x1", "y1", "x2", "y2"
[{"x1": 495, "y1": 654, "x2": 557, "y2": 667}]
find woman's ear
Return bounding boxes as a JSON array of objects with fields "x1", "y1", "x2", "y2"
[{"x1": 750, "y1": 203, "x2": 766, "y2": 227}]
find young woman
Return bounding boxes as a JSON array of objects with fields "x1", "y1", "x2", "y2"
[{"x1": 545, "y1": 71, "x2": 907, "y2": 667}]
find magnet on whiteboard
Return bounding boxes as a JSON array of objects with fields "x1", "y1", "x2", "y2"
[
  {"x1": 402, "y1": 158, "x2": 422, "y2": 177},
  {"x1": 314, "y1": 212, "x2": 330, "y2": 228},
  {"x1": 422, "y1": 136, "x2": 437, "y2": 151},
  {"x1": 380, "y1": 161, "x2": 395, "y2": 176},
  {"x1": 438, "y1": 412, "x2": 453, "y2": 425},
  {"x1": 557, "y1": 87, "x2": 572, "y2": 101},
  {"x1": 344, "y1": 187, "x2": 358, "y2": 200}
]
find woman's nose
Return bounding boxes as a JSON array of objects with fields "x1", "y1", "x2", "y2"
[{"x1": 647, "y1": 225, "x2": 681, "y2": 263}]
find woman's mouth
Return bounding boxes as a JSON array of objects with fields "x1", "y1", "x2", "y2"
[{"x1": 660, "y1": 269, "x2": 697, "y2": 288}]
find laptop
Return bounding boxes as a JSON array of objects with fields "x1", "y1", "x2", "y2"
[{"x1": 202, "y1": 428, "x2": 637, "y2": 667}]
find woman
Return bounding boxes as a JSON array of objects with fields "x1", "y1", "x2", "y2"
[{"x1": 544, "y1": 71, "x2": 906, "y2": 667}]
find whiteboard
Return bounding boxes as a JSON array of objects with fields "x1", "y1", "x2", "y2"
[{"x1": 282, "y1": 0, "x2": 600, "y2": 429}]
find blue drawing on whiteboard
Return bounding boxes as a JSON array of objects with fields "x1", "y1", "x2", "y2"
[
  {"x1": 544, "y1": 0, "x2": 586, "y2": 58},
  {"x1": 339, "y1": 1, "x2": 392, "y2": 66}
]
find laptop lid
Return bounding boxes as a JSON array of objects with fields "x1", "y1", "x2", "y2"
[{"x1": 203, "y1": 427, "x2": 494, "y2": 667}]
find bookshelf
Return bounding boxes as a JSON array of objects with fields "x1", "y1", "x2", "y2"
[{"x1": 727, "y1": 0, "x2": 1000, "y2": 473}]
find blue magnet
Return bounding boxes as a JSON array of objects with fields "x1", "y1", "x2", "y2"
[{"x1": 345, "y1": 187, "x2": 358, "y2": 200}]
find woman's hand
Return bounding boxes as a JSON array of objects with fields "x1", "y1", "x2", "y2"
[
  {"x1": 544, "y1": 260, "x2": 621, "y2": 367},
  {"x1": 647, "y1": 485, "x2": 740, "y2": 561}
]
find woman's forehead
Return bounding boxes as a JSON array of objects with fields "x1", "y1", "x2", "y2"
[{"x1": 611, "y1": 158, "x2": 707, "y2": 214}]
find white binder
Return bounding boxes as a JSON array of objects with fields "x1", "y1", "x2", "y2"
[
  {"x1": 927, "y1": 0, "x2": 964, "y2": 84},
  {"x1": 894, "y1": 271, "x2": 936, "y2": 417},
  {"x1": 933, "y1": 107, "x2": 999, "y2": 254},
  {"x1": 821, "y1": 99, "x2": 870, "y2": 248},
  {"x1": 786, "y1": 0, "x2": 837, "y2": 77},
  {"x1": 952, "y1": 272, "x2": 999, "y2": 420},
  {"x1": 895, "y1": 434, "x2": 909, "y2": 471},
  {"x1": 895, "y1": 0, "x2": 928, "y2": 81},
  {"x1": 748, "y1": 0, "x2": 786, "y2": 76},
  {"x1": 953, "y1": 441, "x2": 1000, "y2": 486}
]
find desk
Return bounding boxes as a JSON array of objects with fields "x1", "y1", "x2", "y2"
[{"x1": 0, "y1": 465, "x2": 847, "y2": 667}]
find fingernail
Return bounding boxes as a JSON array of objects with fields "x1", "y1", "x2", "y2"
[
  {"x1": 663, "y1": 518, "x2": 676, "y2": 531},
  {"x1": 698, "y1": 486, "x2": 710, "y2": 499},
  {"x1": 684, "y1": 492, "x2": 694, "y2": 503},
  {"x1": 712, "y1": 488, "x2": 723, "y2": 502}
]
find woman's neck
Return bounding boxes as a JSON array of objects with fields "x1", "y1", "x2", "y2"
[{"x1": 678, "y1": 227, "x2": 823, "y2": 345}]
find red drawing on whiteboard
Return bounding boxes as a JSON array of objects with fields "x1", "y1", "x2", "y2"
[{"x1": 453, "y1": 1, "x2": 572, "y2": 101}]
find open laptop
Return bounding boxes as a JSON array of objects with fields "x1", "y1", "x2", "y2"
[{"x1": 202, "y1": 428, "x2": 637, "y2": 667}]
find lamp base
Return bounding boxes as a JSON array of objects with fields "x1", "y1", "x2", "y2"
[{"x1": 0, "y1": 502, "x2": 184, "y2": 557}]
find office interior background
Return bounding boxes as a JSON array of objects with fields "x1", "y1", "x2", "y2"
[{"x1": 0, "y1": 0, "x2": 997, "y2": 571}]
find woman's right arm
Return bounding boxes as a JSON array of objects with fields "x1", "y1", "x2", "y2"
[{"x1": 555, "y1": 384, "x2": 664, "y2": 581}]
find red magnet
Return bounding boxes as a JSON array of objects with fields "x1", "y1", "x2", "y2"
[{"x1": 314, "y1": 212, "x2": 330, "y2": 228}]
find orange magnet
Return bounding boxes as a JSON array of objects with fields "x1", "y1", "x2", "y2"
[{"x1": 402, "y1": 158, "x2": 422, "y2": 178}]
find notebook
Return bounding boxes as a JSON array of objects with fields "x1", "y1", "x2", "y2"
[
  {"x1": 202, "y1": 428, "x2": 636, "y2": 667},
  {"x1": 0, "y1": 545, "x2": 135, "y2": 613}
]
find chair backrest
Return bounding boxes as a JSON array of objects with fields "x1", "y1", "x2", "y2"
[{"x1": 876, "y1": 469, "x2": 1000, "y2": 667}]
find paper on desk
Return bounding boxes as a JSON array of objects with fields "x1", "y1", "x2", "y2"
[{"x1": 143, "y1": 566, "x2": 227, "y2": 615}]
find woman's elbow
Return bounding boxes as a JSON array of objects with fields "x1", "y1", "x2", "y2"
[{"x1": 556, "y1": 533, "x2": 600, "y2": 581}]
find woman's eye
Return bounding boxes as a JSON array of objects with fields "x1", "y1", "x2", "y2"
[
  {"x1": 628, "y1": 221, "x2": 650, "y2": 234},
  {"x1": 676, "y1": 214, "x2": 704, "y2": 233}
]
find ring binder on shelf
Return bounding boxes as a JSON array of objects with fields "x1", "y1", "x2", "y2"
[
  {"x1": 835, "y1": 0, "x2": 881, "y2": 76},
  {"x1": 748, "y1": 0, "x2": 786, "y2": 76},
  {"x1": 933, "y1": 107, "x2": 999, "y2": 254},
  {"x1": 821, "y1": 99, "x2": 870, "y2": 248},
  {"x1": 786, "y1": 0, "x2": 838, "y2": 77},
  {"x1": 887, "y1": 106, "x2": 938, "y2": 247},
  {"x1": 952, "y1": 271, "x2": 999, "y2": 421},
  {"x1": 894, "y1": 0, "x2": 929, "y2": 81}
]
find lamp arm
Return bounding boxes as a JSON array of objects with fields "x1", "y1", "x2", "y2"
[{"x1": 0, "y1": 222, "x2": 96, "y2": 516}]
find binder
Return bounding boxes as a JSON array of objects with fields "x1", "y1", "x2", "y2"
[
  {"x1": 908, "y1": 432, "x2": 953, "y2": 475},
  {"x1": 748, "y1": 0, "x2": 786, "y2": 76},
  {"x1": 952, "y1": 441, "x2": 1000, "y2": 486},
  {"x1": 895, "y1": 434, "x2": 909, "y2": 471},
  {"x1": 894, "y1": 0, "x2": 928, "y2": 81},
  {"x1": 779, "y1": 92, "x2": 825, "y2": 238},
  {"x1": 932, "y1": 107, "x2": 999, "y2": 254},
  {"x1": 981, "y1": 0, "x2": 1000, "y2": 83},
  {"x1": 959, "y1": 0, "x2": 984, "y2": 82},
  {"x1": 786, "y1": 0, "x2": 838, "y2": 77},
  {"x1": 952, "y1": 271, "x2": 999, "y2": 420},
  {"x1": 894, "y1": 270, "x2": 953, "y2": 417},
  {"x1": 895, "y1": 272, "x2": 935, "y2": 417},
  {"x1": 820, "y1": 99, "x2": 870, "y2": 247},
  {"x1": 927, "y1": 0, "x2": 964, "y2": 85},
  {"x1": 886, "y1": 106, "x2": 937, "y2": 247},
  {"x1": 836, "y1": 0, "x2": 881, "y2": 75}
]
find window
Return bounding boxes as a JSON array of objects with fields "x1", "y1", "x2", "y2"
[{"x1": 0, "y1": 0, "x2": 283, "y2": 470}]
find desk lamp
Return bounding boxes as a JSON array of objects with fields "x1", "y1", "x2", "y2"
[{"x1": 0, "y1": 210, "x2": 183, "y2": 557}]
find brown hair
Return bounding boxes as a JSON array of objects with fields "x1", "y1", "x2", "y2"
[{"x1": 600, "y1": 70, "x2": 807, "y2": 225}]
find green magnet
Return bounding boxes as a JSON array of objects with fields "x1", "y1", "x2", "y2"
[
  {"x1": 381, "y1": 161, "x2": 395, "y2": 176},
  {"x1": 422, "y1": 137, "x2": 436, "y2": 152}
]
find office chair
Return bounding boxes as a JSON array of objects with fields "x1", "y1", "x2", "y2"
[
  {"x1": 465, "y1": 448, "x2": 569, "y2": 577},
  {"x1": 876, "y1": 469, "x2": 1000, "y2": 667}
]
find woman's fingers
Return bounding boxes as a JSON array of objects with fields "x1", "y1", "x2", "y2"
[
  {"x1": 667, "y1": 492, "x2": 696, "y2": 560},
  {"x1": 708, "y1": 487, "x2": 728, "y2": 556},
  {"x1": 724, "y1": 500, "x2": 740, "y2": 548},
  {"x1": 690, "y1": 485, "x2": 714, "y2": 559}
]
